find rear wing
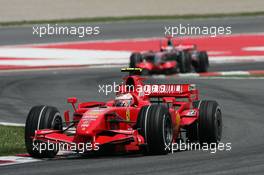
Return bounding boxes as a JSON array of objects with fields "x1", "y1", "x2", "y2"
[{"x1": 145, "y1": 84, "x2": 198, "y2": 99}]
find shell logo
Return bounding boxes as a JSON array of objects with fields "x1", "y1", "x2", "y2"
[
  {"x1": 126, "y1": 109, "x2": 130, "y2": 121},
  {"x1": 175, "y1": 112, "x2": 181, "y2": 126}
]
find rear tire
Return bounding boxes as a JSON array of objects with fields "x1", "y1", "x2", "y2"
[
  {"x1": 186, "y1": 100, "x2": 222, "y2": 144},
  {"x1": 136, "y1": 105, "x2": 173, "y2": 155},
  {"x1": 195, "y1": 51, "x2": 209, "y2": 73},
  {"x1": 198, "y1": 100, "x2": 222, "y2": 144},
  {"x1": 25, "y1": 105, "x2": 63, "y2": 158}
]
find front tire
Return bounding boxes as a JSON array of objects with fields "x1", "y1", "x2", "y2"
[
  {"x1": 25, "y1": 105, "x2": 63, "y2": 158},
  {"x1": 136, "y1": 105, "x2": 173, "y2": 155},
  {"x1": 129, "y1": 52, "x2": 142, "y2": 68}
]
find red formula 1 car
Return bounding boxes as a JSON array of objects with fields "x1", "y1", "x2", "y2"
[
  {"x1": 130, "y1": 37, "x2": 209, "y2": 75},
  {"x1": 25, "y1": 68, "x2": 222, "y2": 158}
]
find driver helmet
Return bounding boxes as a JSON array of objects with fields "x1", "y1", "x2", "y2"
[
  {"x1": 165, "y1": 38, "x2": 174, "y2": 51},
  {"x1": 114, "y1": 93, "x2": 134, "y2": 107},
  {"x1": 165, "y1": 46, "x2": 174, "y2": 51}
]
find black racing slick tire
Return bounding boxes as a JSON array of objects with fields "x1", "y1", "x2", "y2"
[
  {"x1": 25, "y1": 105, "x2": 63, "y2": 158},
  {"x1": 195, "y1": 51, "x2": 209, "y2": 73},
  {"x1": 198, "y1": 100, "x2": 222, "y2": 144},
  {"x1": 129, "y1": 52, "x2": 142, "y2": 68},
  {"x1": 187, "y1": 100, "x2": 222, "y2": 144},
  {"x1": 179, "y1": 51, "x2": 192, "y2": 73},
  {"x1": 136, "y1": 105, "x2": 173, "y2": 155}
]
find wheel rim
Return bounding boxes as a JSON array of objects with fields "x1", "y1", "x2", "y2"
[
  {"x1": 163, "y1": 115, "x2": 173, "y2": 145},
  {"x1": 52, "y1": 114, "x2": 62, "y2": 130}
]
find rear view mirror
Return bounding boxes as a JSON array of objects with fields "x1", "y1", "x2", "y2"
[{"x1": 67, "y1": 97, "x2": 77, "y2": 104}]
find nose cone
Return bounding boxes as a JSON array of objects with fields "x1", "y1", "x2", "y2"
[{"x1": 76, "y1": 109, "x2": 107, "y2": 136}]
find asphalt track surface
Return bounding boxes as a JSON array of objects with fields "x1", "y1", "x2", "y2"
[
  {"x1": 0, "y1": 16, "x2": 264, "y2": 174},
  {"x1": 1, "y1": 15, "x2": 264, "y2": 45},
  {"x1": 0, "y1": 62, "x2": 263, "y2": 124}
]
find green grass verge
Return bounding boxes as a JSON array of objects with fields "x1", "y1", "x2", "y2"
[
  {"x1": 0, "y1": 125, "x2": 26, "y2": 156},
  {"x1": 1, "y1": 11, "x2": 264, "y2": 27}
]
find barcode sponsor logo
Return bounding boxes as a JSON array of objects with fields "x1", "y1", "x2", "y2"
[{"x1": 143, "y1": 85, "x2": 182, "y2": 94}]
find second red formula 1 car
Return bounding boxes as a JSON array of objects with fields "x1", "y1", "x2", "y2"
[
  {"x1": 25, "y1": 68, "x2": 222, "y2": 158},
  {"x1": 129, "y1": 37, "x2": 209, "y2": 75}
]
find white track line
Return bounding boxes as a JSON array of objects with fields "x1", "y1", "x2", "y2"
[{"x1": 0, "y1": 122, "x2": 25, "y2": 127}]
